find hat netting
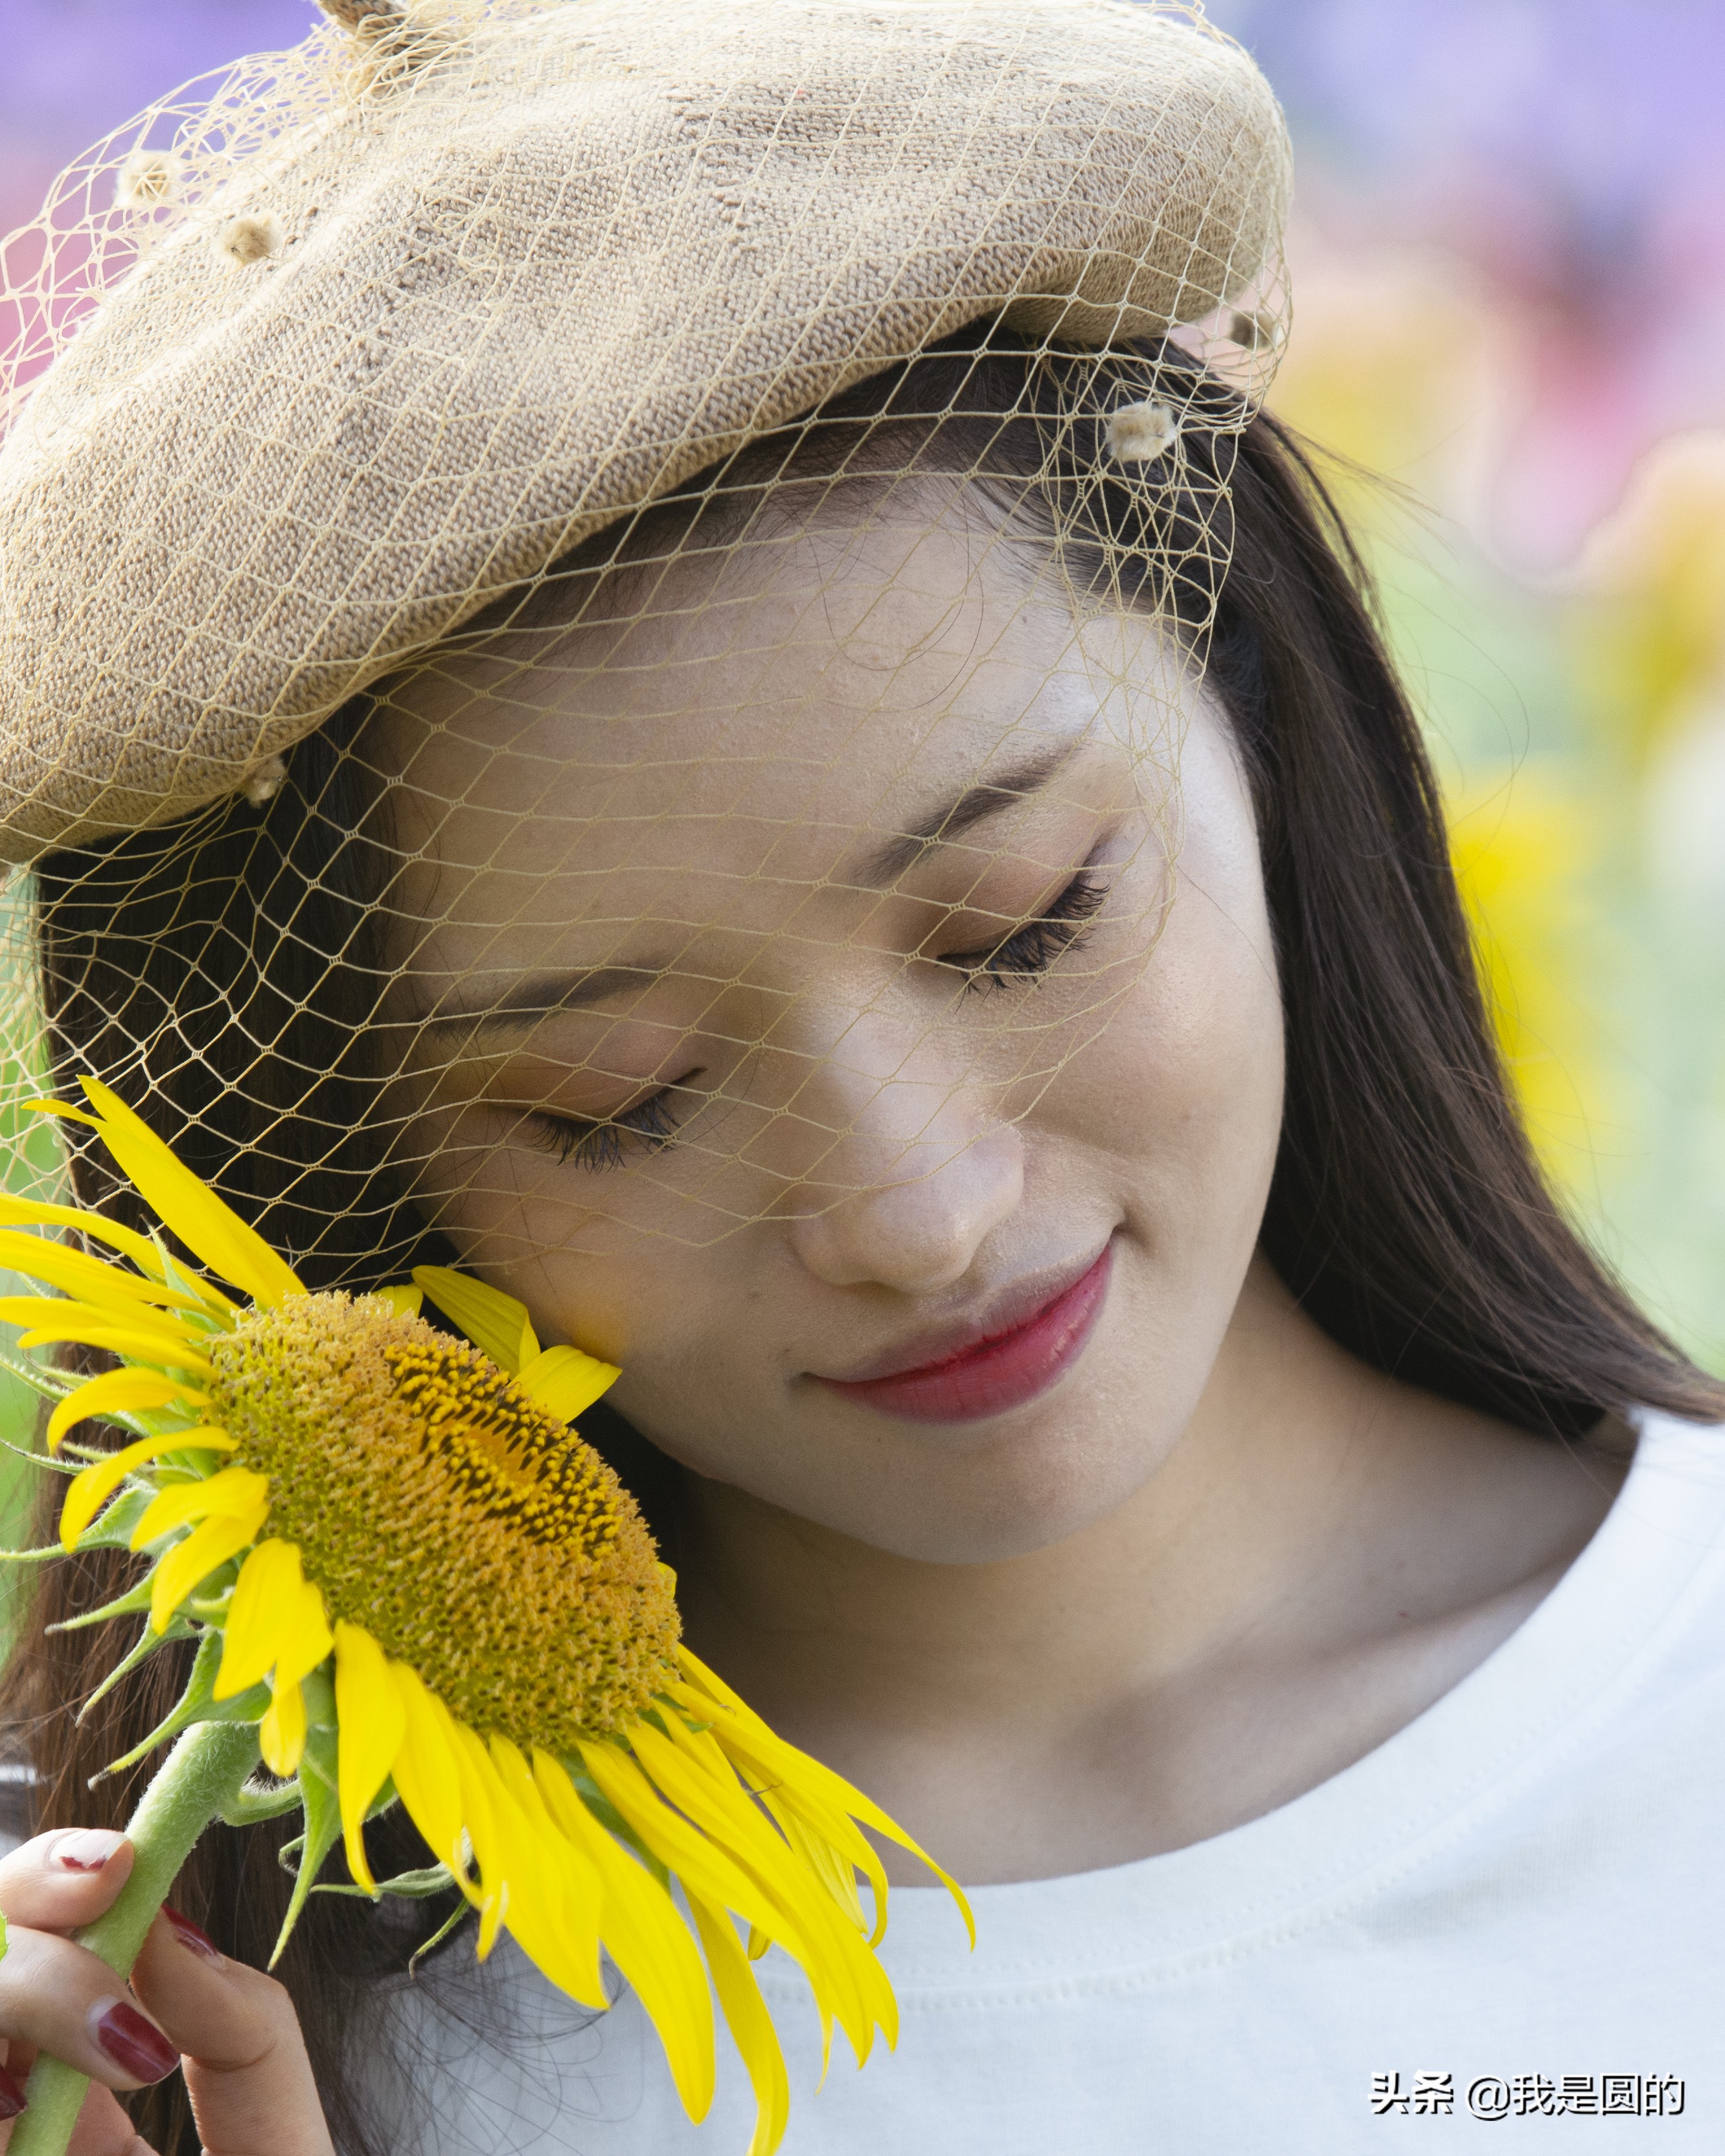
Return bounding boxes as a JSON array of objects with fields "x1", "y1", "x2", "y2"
[{"x1": 0, "y1": 0, "x2": 1290, "y2": 1293}]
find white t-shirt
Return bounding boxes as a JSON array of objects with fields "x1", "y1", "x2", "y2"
[{"x1": 374, "y1": 1407, "x2": 1725, "y2": 2153}]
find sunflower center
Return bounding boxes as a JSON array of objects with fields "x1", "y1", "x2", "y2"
[
  {"x1": 385, "y1": 1338, "x2": 620, "y2": 1552},
  {"x1": 207, "y1": 1292, "x2": 680, "y2": 1747}
]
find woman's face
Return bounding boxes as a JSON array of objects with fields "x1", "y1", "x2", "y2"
[{"x1": 372, "y1": 488, "x2": 1283, "y2": 1564}]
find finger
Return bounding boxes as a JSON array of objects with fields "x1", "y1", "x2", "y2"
[
  {"x1": 0, "y1": 1926, "x2": 180, "y2": 2091},
  {"x1": 0, "y1": 1833, "x2": 136, "y2": 1933},
  {"x1": 132, "y1": 1912, "x2": 334, "y2": 2156}
]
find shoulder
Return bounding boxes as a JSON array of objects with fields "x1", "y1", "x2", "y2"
[
  {"x1": 1601, "y1": 1407, "x2": 1725, "y2": 1665},
  {"x1": 1486, "y1": 1405, "x2": 1725, "y2": 1801}
]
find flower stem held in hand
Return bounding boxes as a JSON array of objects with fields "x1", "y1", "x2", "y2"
[{"x1": 10, "y1": 1720, "x2": 261, "y2": 2156}]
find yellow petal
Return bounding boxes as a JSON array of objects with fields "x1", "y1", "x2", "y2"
[
  {"x1": 17, "y1": 1322, "x2": 214, "y2": 1370},
  {"x1": 59, "y1": 1428, "x2": 237, "y2": 1551},
  {"x1": 0, "y1": 1189, "x2": 182, "y2": 1288},
  {"x1": 442, "y1": 1716, "x2": 512, "y2": 1957},
  {"x1": 333, "y1": 1622, "x2": 407, "y2": 1894},
  {"x1": 595, "y1": 1726, "x2": 876, "y2": 2069},
  {"x1": 685, "y1": 1705, "x2": 909, "y2": 1958},
  {"x1": 410, "y1": 1266, "x2": 536, "y2": 1374},
  {"x1": 260, "y1": 1674, "x2": 309, "y2": 1776},
  {"x1": 655, "y1": 1716, "x2": 901, "y2": 2069},
  {"x1": 0, "y1": 1232, "x2": 198, "y2": 1317},
  {"x1": 215, "y1": 1539, "x2": 305, "y2": 1699},
  {"x1": 47, "y1": 1368, "x2": 208, "y2": 1454},
  {"x1": 0, "y1": 1295, "x2": 203, "y2": 1344},
  {"x1": 764, "y1": 1794, "x2": 869, "y2": 1936},
  {"x1": 74, "y1": 1078, "x2": 304, "y2": 1308},
  {"x1": 389, "y1": 1664, "x2": 469, "y2": 1884},
  {"x1": 580, "y1": 1733, "x2": 803, "y2": 1960},
  {"x1": 486, "y1": 1734, "x2": 606, "y2": 2008},
  {"x1": 373, "y1": 1284, "x2": 423, "y2": 1319},
  {"x1": 21, "y1": 1100, "x2": 97, "y2": 1129},
  {"x1": 534, "y1": 1749, "x2": 717, "y2": 2123},
  {"x1": 150, "y1": 1503, "x2": 268, "y2": 1631},
  {"x1": 688, "y1": 1894, "x2": 793, "y2": 2156},
  {"x1": 131, "y1": 1466, "x2": 271, "y2": 1550},
  {"x1": 675, "y1": 1651, "x2": 974, "y2": 1946},
  {"x1": 516, "y1": 1343, "x2": 621, "y2": 1425},
  {"x1": 474, "y1": 1742, "x2": 549, "y2": 1975},
  {"x1": 275, "y1": 1582, "x2": 335, "y2": 1690},
  {"x1": 668, "y1": 1707, "x2": 881, "y2": 1939},
  {"x1": 584, "y1": 1731, "x2": 841, "y2": 2075}
]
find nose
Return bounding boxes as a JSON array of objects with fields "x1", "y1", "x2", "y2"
[{"x1": 781, "y1": 1015, "x2": 1025, "y2": 1293}]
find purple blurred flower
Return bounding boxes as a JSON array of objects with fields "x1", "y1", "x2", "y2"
[
  {"x1": 1210, "y1": 0, "x2": 1725, "y2": 564},
  {"x1": 1, "y1": 0, "x2": 314, "y2": 233}
]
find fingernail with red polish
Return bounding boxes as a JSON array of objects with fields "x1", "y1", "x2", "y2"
[
  {"x1": 52, "y1": 1828, "x2": 125, "y2": 1874},
  {"x1": 165, "y1": 1905, "x2": 223, "y2": 1965},
  {"x1": 0, "y1": 2065, "x2": 26, "y2": 2118},
  {"x1": 91, "y1": 1999, "x2": 179, "y2": 2084}
]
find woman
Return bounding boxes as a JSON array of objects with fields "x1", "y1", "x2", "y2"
[{"x1": 0, "y1": 3, "x2": 1720, "y2": 2151}]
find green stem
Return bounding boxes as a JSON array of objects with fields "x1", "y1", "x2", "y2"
[{"x1": 12, "y1": 1720, "x2": 261, "y2": 2156}]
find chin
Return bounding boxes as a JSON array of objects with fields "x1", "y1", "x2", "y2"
[{"x1": 791, "y1": 1396, "x2": 1165, "y2": 1567}]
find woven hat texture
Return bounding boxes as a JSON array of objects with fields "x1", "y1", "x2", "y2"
[{"x1": 0, "y1": 0, "x2": 1289, "y2": 861}]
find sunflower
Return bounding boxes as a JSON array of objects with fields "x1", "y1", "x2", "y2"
[{"x1": 0, "y1": 1078, "x2": 970, "y2": 2156}]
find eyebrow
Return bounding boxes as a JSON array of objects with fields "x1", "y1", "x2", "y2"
[
  {"x1": 414, "y1": 963, "x2": 678, "y2": 1037},
  {"x1": 417, "y1": 739, "x2": 1084, "y2": 1037},
  {"x1": 855, "y1": 739, "x2": 1083, "y2": 889}
]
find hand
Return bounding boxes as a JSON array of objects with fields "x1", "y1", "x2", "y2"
[{"x1": 0, "y1": 1828, "x2": 334, "y2": 2155}]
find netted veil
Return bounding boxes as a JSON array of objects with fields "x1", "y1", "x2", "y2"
[{"x1": 0, "y1": 0, "x2": 1291, "y2": 1285}]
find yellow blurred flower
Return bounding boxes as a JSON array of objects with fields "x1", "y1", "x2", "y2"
[{"x1": 1446, "y1": 771, "x2": 1625, "y2": 1201}]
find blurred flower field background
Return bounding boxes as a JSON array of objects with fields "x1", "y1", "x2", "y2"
[
  {"x1": 1, "y1": 0, "x2": 1722, "y2": 1563},
  {"x1": 1208, "y1": 0, "x2": 1725, "y2": 1377}
]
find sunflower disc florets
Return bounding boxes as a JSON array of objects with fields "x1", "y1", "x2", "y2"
[{"x1": 207, "y1": 1293, "x2": 679, "y2": 1750}]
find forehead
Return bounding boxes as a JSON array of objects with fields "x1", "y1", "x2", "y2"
[{"x1": 369, "y1": 492, "x2": 1187, "y2": 949}]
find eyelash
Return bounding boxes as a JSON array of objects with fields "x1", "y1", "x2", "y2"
[
  {"x1": 940, "y1": 867, "x2": 1112, "y2": 992},
  {"x1": 523, "y1": 1087, "x2": 686, "y2": 1172},
  {"x1": 518, "y1": 868, "x2": 1111, "y2": 1170}
]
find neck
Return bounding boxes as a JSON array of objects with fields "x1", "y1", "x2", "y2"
[{"x1": 674, "y1": 1257, "x2": 1627, "y2": 1883}]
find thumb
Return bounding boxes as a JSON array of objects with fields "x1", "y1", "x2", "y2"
[{"x1": 128, "y1": 1912, "x2": 333, "y2": 2156}]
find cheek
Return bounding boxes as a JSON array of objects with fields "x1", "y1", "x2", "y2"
[
  {"x1": 495, "y1": 1240, "x2": 714, "y2": 1372},
  {"x1": 1047, "y1": 875, "x2": 1283, "y2": 1226},
  {"x1": 498, "y1": 1237, "x2": 786, "y2": 1466}
]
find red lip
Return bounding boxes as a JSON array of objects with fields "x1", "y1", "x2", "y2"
[{"x1": 814, "y1": 1242, "x2": 1114, "y2": 1425}]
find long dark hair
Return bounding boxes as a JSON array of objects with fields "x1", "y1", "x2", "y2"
[{"x1": 5, "y1": 330, "x2": 1719, "y2": 2153}]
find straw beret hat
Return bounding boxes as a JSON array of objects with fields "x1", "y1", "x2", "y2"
[{"x1": 0, "y1": 0, "x2": 1289, "y2": 861}]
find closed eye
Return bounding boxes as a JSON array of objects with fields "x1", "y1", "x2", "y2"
[
  {"x1": 521, "y1": 1085, "x2": 687, "y2": 1171},
  {"x1": 937, "y1": 867, "x2": 1112, "y2": 991}
]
